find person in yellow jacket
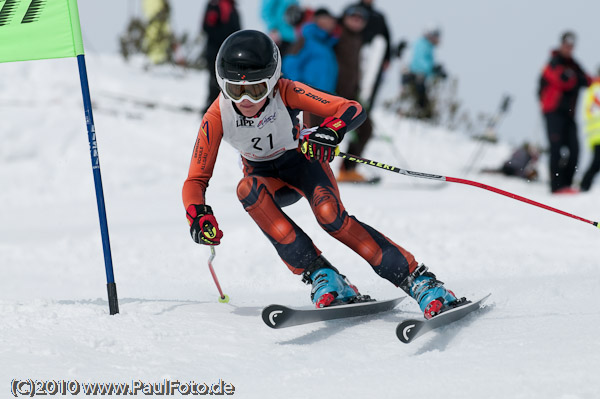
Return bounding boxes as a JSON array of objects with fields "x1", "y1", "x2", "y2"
[
  {"x1": 580, "y1": 73, "x2": 600, "y2": 191},
  {"x1": 143, "y1": 0, "x2": 173, "y2": 65}
]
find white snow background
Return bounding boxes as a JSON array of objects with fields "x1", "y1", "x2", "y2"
[{"x1": 1, "y1": 7, "x2": 600, "y2": 399}]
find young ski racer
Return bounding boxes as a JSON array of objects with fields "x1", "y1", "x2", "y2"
[{"x1": 182, "y1": 30, "x2": 460, "y2": 318}]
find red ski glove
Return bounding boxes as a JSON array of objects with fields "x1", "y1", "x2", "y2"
[
  {"x1": 301, "y1": 117, "x2": 347, "y2": 163},
  {"x1": 186, "y1": 204, "x2": 224, "y2": 245}
]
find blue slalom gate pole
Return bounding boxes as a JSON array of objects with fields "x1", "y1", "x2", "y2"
[{"x1": 76, "y1": 54, "x2": 119, "y2": 315}]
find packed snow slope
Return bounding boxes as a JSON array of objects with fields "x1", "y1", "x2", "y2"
[{"x1": 1, "y1": 55, "x2": 599, "y2": 399}]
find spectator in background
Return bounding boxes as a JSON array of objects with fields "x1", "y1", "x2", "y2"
[
  {"x1": 538, "y1": 31, "x2": 591, "y2": 194},
  {"x1": 345, "y1": 0, "x2": 391, "y2": 110},
  {"x1": 201, "y1": 0, "x2": 241, "y2": 113},
  {"x1": 281, "y1": 8, "x2": 339, "y2": 91},
  {"x1": 283, "y1": 3, "x2": 315, "y2": 36},
  {"x1": 261, "y1": 0, "x2": 299, "y2": 56},
  {"x1": 402, "y1": 26, "x2": 446, "y2": 119},
  {"x1": 580, "y1": 69, "x2": 600, "y2": 192},
  {"x1": 282, "y1": 8, "x2": 338, "y2": 90},
  {"x1": 335, "y1": 6, "x2": 374, "y2": 183},
  {"x1": 481, "y1": 143, "x2": 541, "y2": 181},
  {"x1": 282, "y1": 8, "x2": 339, "y2": 126},
  {"x1": 142, "y1": 0, "x2": 173, "y2": 65}
]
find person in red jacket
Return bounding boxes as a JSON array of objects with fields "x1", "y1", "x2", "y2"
[
  {"x1": 538, "y1": 31, "x2": 591, "y2": 193},
  {"x1": 182, "y1": 30, "x2": 461, "y2": 318},
  {"x1": 201, "y1": 0, "x2": 241, "y2": 113}
]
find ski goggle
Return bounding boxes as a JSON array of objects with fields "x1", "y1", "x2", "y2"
[{"x1": 224, "y1": 78, "x2": 270, "y2": 103}]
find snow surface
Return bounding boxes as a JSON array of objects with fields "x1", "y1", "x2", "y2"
[{"x1": 1, "y1": 55, "x2": 599, "y2": 399}]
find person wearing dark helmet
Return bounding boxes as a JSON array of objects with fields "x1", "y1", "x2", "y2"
[
  {"x1": 538, "y1": 31, "x2": 591, "y2": 194},
  {"x1": 182, "y1": 30, "x2": 460, "y2": 318}
]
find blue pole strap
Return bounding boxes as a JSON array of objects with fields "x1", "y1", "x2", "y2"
[{"x1": 77, "y1": 55, "x2": 119, "y2": 315}]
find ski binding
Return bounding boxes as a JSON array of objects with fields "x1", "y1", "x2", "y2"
[{"x1": 396, "y1": 294, "x2": 491, "y2": 343}]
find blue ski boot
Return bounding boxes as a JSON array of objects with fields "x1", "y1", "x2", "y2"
[
  {"x1": 302, "y1": 256, "x2": 359, "y2": 308},
  {"x1": 400, "y1": 264, "x2": 460, "y2": 319}
]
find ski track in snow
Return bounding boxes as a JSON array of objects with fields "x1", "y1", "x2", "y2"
[{"x1": 1, "y1": 55, "x2": 599, "y2": 399}]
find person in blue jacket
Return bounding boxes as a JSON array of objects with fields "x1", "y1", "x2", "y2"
[
  {"x1": 261, "y1": 0, "x2": 299, "y2": 55},
  {"x1": 282, "y1": 8, "x2": 339, "y2": 126},
  {"x1": 410, "y1": 28, "x2": 440, "y2": 78},
  {"x1": 403, "y1": 26, "x2": 446, "y2": 119},
  {"x1": 282, "y1": 8, "x2": 339, "y2": 92}
]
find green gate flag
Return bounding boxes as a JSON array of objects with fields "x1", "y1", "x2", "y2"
[
  {"x1": 0, "y1": 0, "x2": 84, "y2": 63},
  {"x1": 0, "y1": 0, "x2": 120, "y2": 315}
]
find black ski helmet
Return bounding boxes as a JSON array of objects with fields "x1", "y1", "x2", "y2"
[{"x1": 215, "y1": 30, "x2": 281, "y2": 101}]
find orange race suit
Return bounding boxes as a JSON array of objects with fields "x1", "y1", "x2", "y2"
[{"x1": 183, "y1": 78, "x2": 418, "y2": 285}]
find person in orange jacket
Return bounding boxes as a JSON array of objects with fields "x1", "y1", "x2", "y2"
[{"x1": 182, "y1": 30, "x2": 459, "y2": 317}]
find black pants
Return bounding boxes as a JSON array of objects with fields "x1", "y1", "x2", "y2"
[
  {"x1": 581, "y1": 145, "x2": 600, "y2": 191},
  {"x1": 544, "y1": 112, "x2": 579, "y2": 192},
  {"x1": 402, "y1": 73, "x2": 432, "y2": 120},
  {"x1": 343, "y1": 114, "x2": 373, "y2": 171},
  {"x1": 203, "y1": 53, "x2": 220, "y2": 113}
]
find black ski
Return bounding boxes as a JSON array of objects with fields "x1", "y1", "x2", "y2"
[
  {"x1": 396, "y1": 294, "x2": 491, "y2": 344},
  {"x1": 262, "y1": 297, "x2": 404, "y2": 329}
]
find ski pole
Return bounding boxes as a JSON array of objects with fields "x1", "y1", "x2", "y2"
[
  {"x1": 336, "y1": 150, "x2": 599, "y2": 230},
  {"x1": 207, "y1": 247, "x2": 230, "y2": 303}
]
